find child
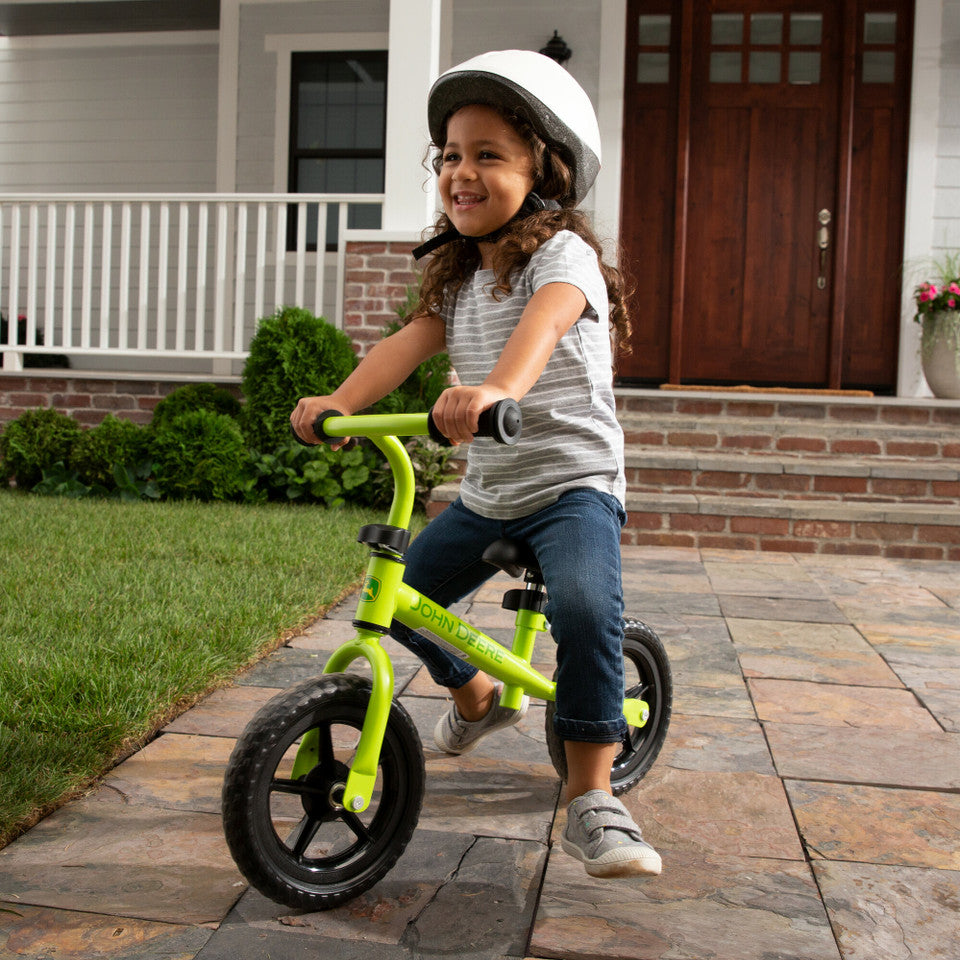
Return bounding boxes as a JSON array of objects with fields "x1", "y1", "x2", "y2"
[{"x1": 291, "y1": 49, "x2": 661, "y2": 879}]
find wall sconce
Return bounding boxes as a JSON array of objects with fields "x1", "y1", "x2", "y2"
[{"x1": 540, "y1": 31, "x2": 572, "y2": 64}]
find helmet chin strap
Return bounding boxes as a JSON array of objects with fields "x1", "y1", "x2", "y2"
[{"x1": 412, "y1": 192, "x2": 560, "y2": 262}]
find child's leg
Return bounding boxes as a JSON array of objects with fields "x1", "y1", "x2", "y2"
[
  {"x1": 563, "y1": 741, "x2": 619, "y2": 801},
  {"x1": 514, "y1": 489, "x2": 628, "y2": 765},
  {"x1": 513, "y1": 490, "x2": 661, "y2": 877}
]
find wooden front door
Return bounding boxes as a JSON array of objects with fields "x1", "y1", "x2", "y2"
[{"x1": 619, "y1": 0, "x2": 913, "y2": 390}]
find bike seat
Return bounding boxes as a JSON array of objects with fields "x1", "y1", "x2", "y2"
[{"x1": 481, "y1": 538, "x2": 542, "y2": 580}]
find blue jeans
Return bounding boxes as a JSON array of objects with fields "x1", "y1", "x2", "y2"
[{"x1": 390, "y1": 490, "x2": 627, "y2": 744}]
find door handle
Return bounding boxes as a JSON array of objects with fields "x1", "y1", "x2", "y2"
[{"x1": 817, "y1": 209, "x2": 831, "y2": 289}]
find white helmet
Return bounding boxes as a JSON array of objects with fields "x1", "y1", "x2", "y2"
[{"x1": 427, "y1": 50, "x2": 602, "y2": 206}]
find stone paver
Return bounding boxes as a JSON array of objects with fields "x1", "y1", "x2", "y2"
[{"x1": 2, "y1": 548, "x2": 958, "y2": 960}]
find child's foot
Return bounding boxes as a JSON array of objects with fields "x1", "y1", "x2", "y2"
[
  {"x1": 433, "y1": 686, "x2": 529, "y2": 755},
  {"x1": 561, "y1": 789, "x2": 662, "y2": 878}
]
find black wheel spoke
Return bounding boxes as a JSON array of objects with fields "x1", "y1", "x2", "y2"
[
  {"x1": 317, "y1": 722, "x2": 336, "y2": 770},
  {"x1": 270, "y1": 777, "x2": 326, "y2": 798},
  {"x1": 289, "y1": 814, "x2": 322, "y2": 858},
  {"x1": 342, "y1": 810, "x2": 373, "y2": 843}
]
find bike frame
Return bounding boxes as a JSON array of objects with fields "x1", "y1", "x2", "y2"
[{"x1": 297, "y1": 413, "x2": 651, "y2": 815}]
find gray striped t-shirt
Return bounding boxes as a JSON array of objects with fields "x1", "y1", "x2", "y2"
[{"x1": 442, "y1": 230, "x2": 625, "y2": 520}]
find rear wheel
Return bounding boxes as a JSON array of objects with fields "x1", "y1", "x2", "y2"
[
  {"x1": 545, "y1": 618, "x2": 672, "y2": 795},
  {"x1": 222, "y1": 674, "x2": 425, "y2": 910}
]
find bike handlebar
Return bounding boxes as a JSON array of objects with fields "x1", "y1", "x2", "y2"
[
  {"x1": 427, "y1": 399, "x2": 521, "y2": 447},
  {"x1": 294, "y1": 398, "x2": 522, "y2": 447}
]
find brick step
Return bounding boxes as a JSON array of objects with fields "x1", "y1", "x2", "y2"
[
  {"x1": 616, "y1": 389, "x2": 960, "y2": 459},
  {"x1": 426, "y1": 390, "x2": 960, "y2": 560},
  {"x1": 624, "y1": 448, "x2": 960, "y2": 505},
  {"x1": 427, "y1": 482, "x2": 960, "y2": 560},
  {"x1": 618, "y1": 412, "x2": 958, "y2": 459},
  {"x1": 620, "y1": 492, "x2": 960, "y2": 561}
]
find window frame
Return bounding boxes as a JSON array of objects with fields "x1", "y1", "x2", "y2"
[{"x1": 286, "y1": 48, "x2": 388, "y2": 252}]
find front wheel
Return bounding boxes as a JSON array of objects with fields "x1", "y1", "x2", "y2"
[
  {"x1": 222, "y1": 674, "x2": 425, "y2": 910},
  {"x1": 545, "y1": 618, "x2": 672, "y2": 796}
]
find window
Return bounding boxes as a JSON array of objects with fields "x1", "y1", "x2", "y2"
[
  {"x1": 288, "y1": 50, "x2": 387, "y2": 250},
  {"x1": 709, "y1": 10, "x2": 823, "y2": 85}
]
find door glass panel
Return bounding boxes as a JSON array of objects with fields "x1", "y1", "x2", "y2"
[
  {"x1": 710, "y1": 51, "x2": 742, "y2": 83},
  {"x1": 711, "y1": 13, "x2": 743, "y2": 44},
  {"x1": 750, "y1": 13, "x2": 783, "y2": 45},
  {"x1": 789, "y1": 51, "x2": 820, "y2": 84},
  {"x1": 638, "y1": 52, "x2": 670, "y2": 83},
  {"x1": 790, "y1": 13, "x2": 822, "y2": 45},
  {"x1": 863, "y1": 50, "x2": 895, "y2": 83},
  {"x1": 638, "y1": 14, "x2": 671, "y2": 46},
  {"x1": 864, "y1": 12, "x2": 897, "y2": 44},
  {"x1": 749, "y1": 51, "x2": 781, "y2": 84},
  {"x1": 863, "y1": 12, "x2": 897, "y2": 84}
]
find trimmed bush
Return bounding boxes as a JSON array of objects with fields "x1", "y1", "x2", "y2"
[
  {"x1": 151, "y1": 409, "x2": 250, "y2": 501},
  {"x1": 241, "y1": 307, "x2": 358, "y2": 451},
  {"x1": 69, "y1": 414, "x2": 151, "y2": 490},
  {"x1": 151, "y1": 383, "x2": 242, "y2": 432},
  {"x1": 0, "y1": 408, "x2": 82, "y2": 489},
  {"x1": 249, "y1": 440, "x2": 378, "y2": 508}
]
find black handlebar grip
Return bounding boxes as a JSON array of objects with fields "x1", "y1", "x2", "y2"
[
  {"x1": 427, "y1": 399, "x2": 522, "y2": 447},
  {"x1": 477, "y1": 399, "x2": 522, "y2": 445},
  {"x1": 289, "y1": 409, "x2": 345, "y2": 446}
]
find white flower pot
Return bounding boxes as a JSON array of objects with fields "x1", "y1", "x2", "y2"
[{"x1": 920, "y1": 311, "x2": 960, "y2": 399}]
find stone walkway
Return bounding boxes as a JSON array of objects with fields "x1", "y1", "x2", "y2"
[{"x1": 1, "y1": 546, "x2": 958, "y2": 959}]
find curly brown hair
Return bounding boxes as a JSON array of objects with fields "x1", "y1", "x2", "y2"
[{"x1": 410, "y1": 108, "x2": 632, "y2": 361}]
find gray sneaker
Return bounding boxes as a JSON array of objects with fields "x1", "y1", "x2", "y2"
[
  {"x1": 433, "y1": 687, "x2": 529, "y2": 755},
  {"x1": 561, "y1": 789, "x2": 662, "y2": 878}
]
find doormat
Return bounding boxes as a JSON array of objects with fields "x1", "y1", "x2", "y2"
[{"x1": 659, "y1": 384, "x2": 874, "y2": 397}]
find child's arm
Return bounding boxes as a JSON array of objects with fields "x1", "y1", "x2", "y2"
[
  {"x1": 432, "y1": 281, "x2": 587, "y2": 444},
  {"x1": 290, "y1": 313, "x2": 446, "y2": 444}
]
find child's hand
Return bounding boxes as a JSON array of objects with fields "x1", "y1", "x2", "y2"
[
  {"x1": 290, "y1": 396, "x2": 352, "y2": 449},
  {"x1": 432, "y1": 385, "x2": 512, "y2": 444}
]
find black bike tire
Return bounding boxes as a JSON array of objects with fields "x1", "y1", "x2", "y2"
[
  {"x1": 222, "y1": 673, "x2": 425, "y2": 910},
  {"x1": 545, "y1": 617, "x2": 672, "y2": 795}
]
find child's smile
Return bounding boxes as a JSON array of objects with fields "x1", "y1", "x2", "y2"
[{"x1": 439, "y1": 104, "x2": 536, "y2": 266}]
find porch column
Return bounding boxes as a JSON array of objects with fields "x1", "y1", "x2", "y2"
[{"x1": 381, "y1": 0, "x2": 442, "y2": 232}]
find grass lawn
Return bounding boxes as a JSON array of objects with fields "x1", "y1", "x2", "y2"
[{"x1": 0, "y1": 490, "x2": 399, "y2": 848}]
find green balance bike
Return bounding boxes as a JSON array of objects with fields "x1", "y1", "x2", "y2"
[{"x1": 221, "y1": 400, "x2": 672, "y2": 910}]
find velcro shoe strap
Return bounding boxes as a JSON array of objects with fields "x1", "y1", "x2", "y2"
[{"x1": 581, "y1": 806, "x2": 644, "y2": 842}]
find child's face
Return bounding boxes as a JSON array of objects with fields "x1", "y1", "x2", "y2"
[{"x1": 438, "y1": 104, "x2": 536, "y2": 253}]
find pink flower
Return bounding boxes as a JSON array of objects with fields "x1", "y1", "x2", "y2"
[
  {"x1": 949, "y1": 297, "x2": 958, "y2": 309},
  {"x1": 950, "y1": 282, "x2": 960, "y2": 295}
]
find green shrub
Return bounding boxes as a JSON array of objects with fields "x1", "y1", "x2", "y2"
[
  {"x1": 241, "y1": 307, "x2": 358, "y2": 451},
  {"x1": 0, "y1": 408, "x2": 82, "y2": 489},
  {"x1": 249, "y1": 440, "x2": 378, "y2": 508},
  {"x1": 69, "y1": 414, "x2": 150, "y2": 489},
  {"x1": 151, "y1": 409, "x2": 250, "y2": 501},
  {"x1": 151, "y1": 383, "x2": 242, "y2": 432}
]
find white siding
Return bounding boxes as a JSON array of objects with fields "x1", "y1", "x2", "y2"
[
  {"x1": 445, "y1": 2, "x2": 603, "y2": 106},
  {"x1": 935, "y1": 0, "x2": 960, "y2": 251},
  {"x1": 235, "y1": 1, "x2": 388, "y2": 192},
  {"x1": 0, "y1": 38, "x2": 218, "y2": 191}
]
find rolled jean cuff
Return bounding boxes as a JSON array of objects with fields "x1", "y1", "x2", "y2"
[{"x1": 553, "y1": 714, "x2": 627, "y2": 744}]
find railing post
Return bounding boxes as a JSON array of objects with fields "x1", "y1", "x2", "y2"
[{"x1": 0, "y1": 191, "x2": 383, "y2": 370}]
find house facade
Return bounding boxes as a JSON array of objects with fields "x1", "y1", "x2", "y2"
[{"x1": 0, "y1": 0, "x2": 958, "y2": 399}]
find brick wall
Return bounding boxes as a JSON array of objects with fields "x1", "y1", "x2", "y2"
[
  {"x1": 0, "y1": 373, "x2": 241, "y2": 428},
  {"x1": 341, "y1": 239, "x2": 420, "y2": 355}
]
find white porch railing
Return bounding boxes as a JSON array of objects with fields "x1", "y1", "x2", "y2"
[{"x1": 0, "y1": 192, "x2": 384, "y2": 374}]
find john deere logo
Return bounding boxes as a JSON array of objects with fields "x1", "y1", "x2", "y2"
[{"x1": 361, "y1": 576, "x2": 381, "y2": 602}]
